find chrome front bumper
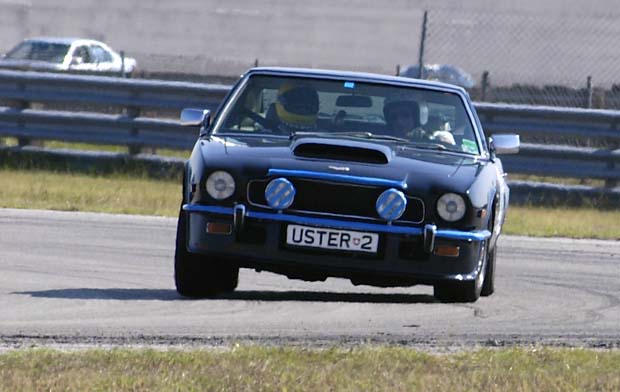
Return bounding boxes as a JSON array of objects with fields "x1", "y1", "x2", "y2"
[{"x1": 183, "y1": 203, "x2": 490, "y2": 253}]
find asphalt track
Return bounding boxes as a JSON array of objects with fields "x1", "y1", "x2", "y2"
[{"x1": 1, "y1": 208, "x2": 619, "y2": 350}]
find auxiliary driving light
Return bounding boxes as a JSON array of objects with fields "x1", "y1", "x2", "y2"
[
  {"x1": 376, "y1": 188, "x2": 407, "y2": 222},
  {"x1": 265, "y1": 177, "x2": 296, "y2": 210}
]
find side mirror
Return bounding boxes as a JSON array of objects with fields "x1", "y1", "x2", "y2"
[
  {"x1": 489, "y1": 134, "x2": 520, "y2": 155},
  {"x1": 181, "y1": 108, "x2": 211, "y2": 129}
]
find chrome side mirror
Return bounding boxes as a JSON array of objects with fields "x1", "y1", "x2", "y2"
[
  {"x1": 490, "y1": 134, "x2": 520, "y2": 155},
  {"x1": 180, "y1": 108, "x2": 211, "y2": 128}
]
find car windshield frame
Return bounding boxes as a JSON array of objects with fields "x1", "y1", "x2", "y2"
[{"x1": 210, "y1": 72, "x2": 483, "y2": 156}]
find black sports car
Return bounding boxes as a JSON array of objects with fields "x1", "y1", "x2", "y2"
[{"x1": 175, "y1": 67, "x2": 519, "y2": 302}]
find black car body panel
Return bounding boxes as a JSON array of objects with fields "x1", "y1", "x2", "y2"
[{"x1": 175, "y1": 67, "x2": 518, "y2": 301}]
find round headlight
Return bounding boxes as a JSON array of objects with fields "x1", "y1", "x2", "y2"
[
  {"x1": 437, "y1": 193, "x2": 466, "y2": 222},
  {"x1": 206, "y1": 171, "x2": 235, "y2": 200}
]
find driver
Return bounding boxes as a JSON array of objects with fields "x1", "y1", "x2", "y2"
[
  {"x1": 383, "y1": 94, "x2": 455, "y2": 145},
  {"x1": 272, "y1": 83, "x2": 320, "y2": 133}
]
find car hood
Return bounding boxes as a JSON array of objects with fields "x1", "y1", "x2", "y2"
[{"x1": 199, "y1": 134, "x2": 487, "y2": 195}]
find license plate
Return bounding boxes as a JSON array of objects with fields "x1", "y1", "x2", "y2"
[{"x1": 286, "y1": 224, "x2": 379, "y2": 253}]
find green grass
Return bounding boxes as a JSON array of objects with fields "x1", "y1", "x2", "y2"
[
  {"x1": 508, "y1": 173, "x2": 607, "y2": 187},
  {"x1": 0, "y1": 136, "x2": 18, "y2": 147},
  {"x1": 0, "y1": 168, "x2": 180, "y2": 216},
  {"x1": 1, "y1": 137, "x2": 189, "y2": 158},
  {"x1": 42, "y1": 140, "x2": 190, "y2": 158},
  {"x1": 0, "y1": 168, "x2": 619, "y2": 239},
  {"x1": 505, "y1": 206, "x2": 620, "y2": 239},
  {"x1": 0, "y1": 347, "x2": 618, "y2": 391}
]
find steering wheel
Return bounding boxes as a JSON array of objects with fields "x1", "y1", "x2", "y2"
[{"x1": 240, "y1": 108, "x2": 278, "y2": 131}]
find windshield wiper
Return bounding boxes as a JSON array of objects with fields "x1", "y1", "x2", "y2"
[
  {"x1": 290, "y1": 131, "x2": 409, "y2": 143},
  {"x1": 357, "y1": 133, "x2": 411, "y2": 143},
  {"x1": 289, "y1": 131, "x2": 333, "y2": 139},
  {"x1": 407, "y1": 142, "x2": 447, "y2": 151}
]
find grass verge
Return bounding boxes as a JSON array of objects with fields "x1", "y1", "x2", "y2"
[
  {"x1": 0, "y1": 168, "x2": 618, "y2": 239},
  {"x1": 43, "y1": 140, "x2": 190, "y2": 158},
  {"x1": 504, "y1": 205, "x2": 620, "y2": 239},
  {"x1": 1, "y1": 346, "x2": 618, "y2": 391},
  {"x1": 0, "y1": 168, "x2": 179, "y2": 217},
  {"x1": 1, "y1": 137, "x2": 189, "y2": 158},
  {"x1": 508, "y1": 173, "x2": 607, "y2": 187}
]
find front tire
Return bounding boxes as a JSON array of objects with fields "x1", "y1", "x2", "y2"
[
  {"x1": 174, "y1": 206, "x2": 239, "y2": 298},
  {"x1": 481, "y1": 204, "x2": 498, "y2": 297},
  {"x1": 481, "y1": 244, "x2": 496, "y2": 296}
]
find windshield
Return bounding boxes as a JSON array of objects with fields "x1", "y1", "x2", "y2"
[
  {"x1": 6, "y1": 41, "x2": 70, "y2": 63},
  {"x1": 214, "y1": 74, "x2": 480, "y2": 155}
]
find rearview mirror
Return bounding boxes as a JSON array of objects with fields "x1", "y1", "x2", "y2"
[
  {"x1": 181, "y1": 108, "x2": 211, "y2": 128},
  {"x1": 490, "y1": 134, "x2": 520, "y2": 155},
  {"x1": 335, "y1": 95, "x2": 372, "y2": 108}
]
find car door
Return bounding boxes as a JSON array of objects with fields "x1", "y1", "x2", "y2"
[{"x1": 89, "y1": 44, "x2": 117, "y2": 73}]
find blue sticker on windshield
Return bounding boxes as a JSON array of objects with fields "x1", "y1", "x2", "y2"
[{"x1": 344, "y1": 81, "x2": 355, "y2": 89}]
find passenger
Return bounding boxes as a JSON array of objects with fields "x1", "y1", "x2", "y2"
[
  {"x1": 270, "y1": 83, "x2": 320, "y2": 133},
  {"x1": 383, "y1": 94, "x2": 455, "y2": 145}
]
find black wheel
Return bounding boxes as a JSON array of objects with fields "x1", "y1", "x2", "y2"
[
  {"x1": 481, "y1": 244, "x2": 496, "y2": 296},
  {"x1": 174, "y1": 205, "x2": 239, "y2": 298},
  {"x1": 434, "y1": 203, "x2": 499, "y2": 303},
  {"x1": 433, "y1": 241, "x2": 487, "y2": 303}
]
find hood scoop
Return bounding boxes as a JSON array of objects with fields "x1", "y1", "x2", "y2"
[{"x1": 292, "y1": 138, "x2": 391, "y2": 164}]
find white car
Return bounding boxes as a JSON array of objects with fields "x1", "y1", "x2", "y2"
[{"x1": 0, "y1": 37, "x2": 137, "y2": 76}]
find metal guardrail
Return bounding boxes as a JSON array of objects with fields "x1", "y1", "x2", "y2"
[
  {"x1": 0, "y1": 69, "x2": 230, "y2": 111},
  {"x1": 0, "y1": 107, "x2": 195, "y2": 150},
  {"x1": 0, "y1": 69, "x2": 228, "y2": 153},
  {"x1": 475, "y1": 102, "x2": 620, "y2": 141},
  {"x1": 475, "y1": 103, "x2": 620, "y2": 189},
  {"x1": 0, "y1": 69, "x2": 618, "y2": 202}
]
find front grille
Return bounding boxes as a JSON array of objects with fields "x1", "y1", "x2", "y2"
[{"x1": 248, "y1": 178, "x2": 424, "y2": 223}]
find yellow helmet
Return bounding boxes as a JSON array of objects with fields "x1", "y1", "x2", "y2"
[{"x1": 275, "y1": 83, "x2": 319, "y2": 130}]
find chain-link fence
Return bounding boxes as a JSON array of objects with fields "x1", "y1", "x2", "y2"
[
  {"x1": 406, "y1": 9, "x2": 620, "y2": 109},
  {"x1": 2, "y1": 3, "x2": 619, "y2": 109}
]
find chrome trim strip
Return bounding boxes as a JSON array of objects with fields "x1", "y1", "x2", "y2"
[
  {"x1": 267, "y1": 169, "x2": 408, "y2": 190},
  {"x1": 183, "y1": 204, "x2": 490, "y2": 241},
  {"x1": 437, "y1": 229, "x2": 489, "y2": 241}
]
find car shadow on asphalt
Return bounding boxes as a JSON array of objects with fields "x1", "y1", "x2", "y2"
[
  {"x1": 14, "y1": 288, "x2": 437, "y2": 303},
  {"x1": 13, "y1": 288, "x2": 180, "y2": 301},
  {"x1": 219, "y1": 291, "x2": 437, "y2": 304}
]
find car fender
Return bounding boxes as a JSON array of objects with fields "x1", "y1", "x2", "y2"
[{"x1": 465, "y1": 161, "x2": 501, "y2": 244}]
